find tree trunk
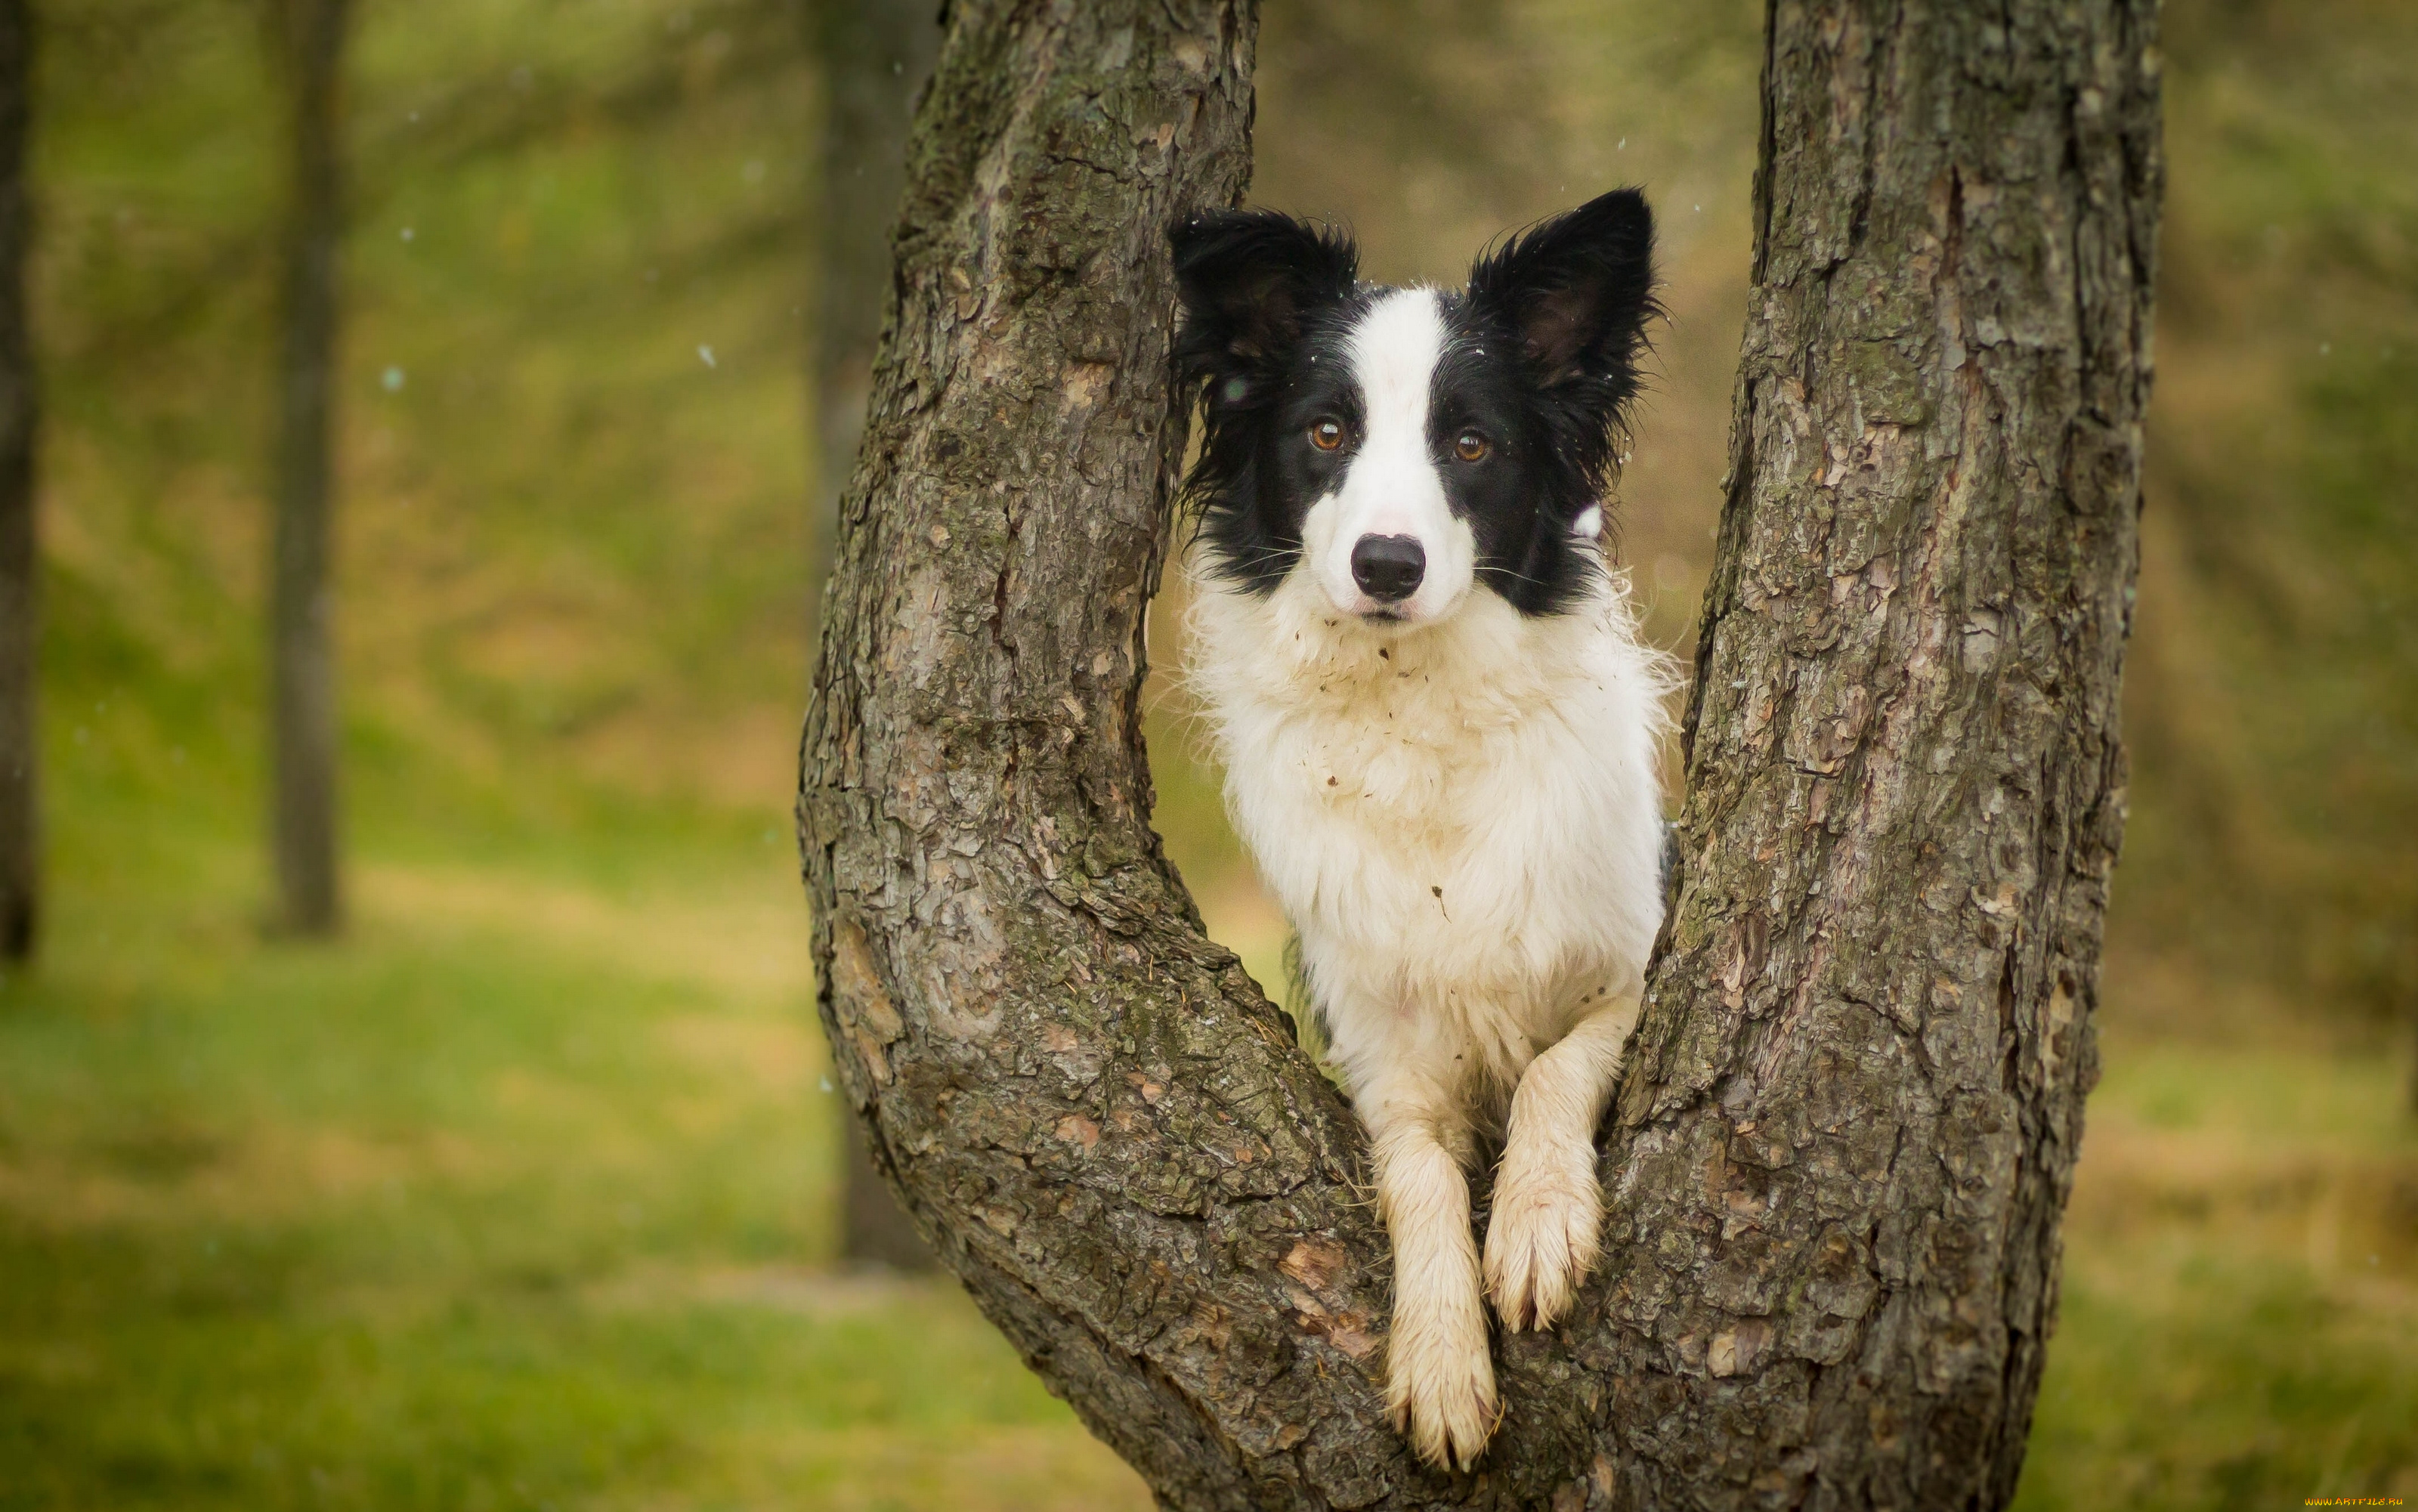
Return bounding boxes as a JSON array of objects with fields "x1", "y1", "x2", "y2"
[
  {"x1": 1594, "y1": 0, "x2": 2158, "y2": 1499},
  {"x1": 2407, "y1": 956, "x2": 2417, "y2": 1118},
  {"x1": 268, "y1": 0, "x2": 348, "y2": 937},
  {"x1": 798, "y1": 0, "x2": 2160, "y2": 1506},
  {"x1": 0, "y1": 0, "x2": 35, "y2": 965},
  {"x1": 803, "y1": 0, "x2": 944, "y2": 1271}
]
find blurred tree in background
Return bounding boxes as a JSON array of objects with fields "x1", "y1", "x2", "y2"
[
  {"x1": 0, "y1": 0, "x2": 33, "y2": 963},
  {"x1": 35, "y1": 0, "x2": 813, "y2": 843},
  {"x1": 265, "y1": 0, "x2": 351, "y2": 935}
]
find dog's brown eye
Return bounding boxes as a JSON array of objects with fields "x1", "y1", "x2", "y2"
[
  {"x1": 1455, "y1": 431, "x2": 1489, "y2": 462},
  {"x1": 1309, "y1": 419, "x2": 1346, "y2": 452}
]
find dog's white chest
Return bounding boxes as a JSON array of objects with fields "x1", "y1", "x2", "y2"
[{"x1": 1188, "y1": 567, "x2": 1672, "y2": 1081}]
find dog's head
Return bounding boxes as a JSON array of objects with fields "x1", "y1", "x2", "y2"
[{"x1": 1171, "y1": 190, "x2": 1656, "y2": 628}]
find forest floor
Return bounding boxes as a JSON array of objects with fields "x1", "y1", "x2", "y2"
[
  {"x1": 0, "y1": 763, "x2": 1149, "y2": 1512},
  {"x1": 2019, "y1": 1026, "x2": 2418, "y2": 1508},
  {"x1": 0, "y1": 765, "x2": 2411, "y2": 1509}
]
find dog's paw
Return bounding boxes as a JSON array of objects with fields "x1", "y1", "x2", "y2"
[
  {"x1": 1483, "y1": 1133, "x2": 1602, "y2": 1331},
  {"x1": 1385, "y1": 1300, "x2": 1498, "y2": 1470}
]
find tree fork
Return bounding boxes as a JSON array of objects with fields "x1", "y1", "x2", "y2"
[{"x1": 799, "y1": 0, "x2": 2159, "y2": 1506}]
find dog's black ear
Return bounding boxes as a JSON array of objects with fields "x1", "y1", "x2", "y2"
[
  {"x1": 1170, "y1": 209, "x2": 1358, "y2": 380},
  {"x1": 1467, "y1": 189, "x2": 1656, "y2": 392}
]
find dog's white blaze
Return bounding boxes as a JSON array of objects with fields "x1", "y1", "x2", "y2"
[
  {"x1": 1189, "y1": 567, "x2": 1671, "y2": 1097},
  {"x1": 1306, "y1": 287, "x2": 1476, "y2": 623}
]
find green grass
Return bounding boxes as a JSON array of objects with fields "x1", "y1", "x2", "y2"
[
  {"x1": 2016, "y1": 1040, "x2": 2418, "y2": 1509},
  {"x1": 0, "y1": 738, "x2": 1150, "y2": 1511},
  {"x1": 7, "y1": 728, "x2": 2414, "y2": 1508}
]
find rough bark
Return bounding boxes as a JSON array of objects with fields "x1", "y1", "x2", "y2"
[
  {"x1": 798, "y1": 0, "x2": 2159, "y2": 1507},
  {"x1": 805, "y1": 0, "x2": 945, "y2": 1271},
  {"x1": 0, "y1": 0, "x2": 34, "y2": 964},
  {"x1": 268, "y1": 0, "x2": 348, "y2": 937},
  {"x1": 1596, "y1": 1, "x2": 2158, "y2": 1501}
]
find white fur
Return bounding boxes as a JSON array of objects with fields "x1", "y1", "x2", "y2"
[
  {"x1": 1307, "y1": 289, "x2": 1477, "y2": 626},
  {"x1": 1187, "y1": 550, "x2": 1672, "y2": 1468}
]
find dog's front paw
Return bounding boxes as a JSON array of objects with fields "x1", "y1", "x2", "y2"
[
  {"x1": 1386, "y1": 1297, "x2": 1498, "y2": 1470},
  {"x1": 1484, "y1": 1133, "x2": 1602, "y2": 1331}
]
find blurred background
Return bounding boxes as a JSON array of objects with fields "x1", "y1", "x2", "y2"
[{"x1": 1, "y1": 0, "x2": 2410, "y2": 1507}]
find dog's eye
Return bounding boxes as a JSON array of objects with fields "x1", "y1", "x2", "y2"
[
  {"x1": 1454, "y1": 431, "x2": 1489, "y2": 462},
  {"x1": 1309, "y1": 419, "x2": 1347, "y2": 452}
]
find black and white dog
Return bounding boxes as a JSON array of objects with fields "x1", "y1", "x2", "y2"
[{"x1": 1171, "y1": 190, "x2": 1671, "y2": 1468}]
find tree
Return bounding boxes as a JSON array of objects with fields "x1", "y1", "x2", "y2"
[
  {"x1": 802, "y1": 0, "x2": 944, "y2": 1269},
  {"x1": 267, "y1": 0, "x2": 348, "y2": 937},
  {"x1": 797, "y1": 0, "x2": 2160, "y2": 1504},
  {"x1": 0, "y1": 0, "x2": 33, "y2": 966}
]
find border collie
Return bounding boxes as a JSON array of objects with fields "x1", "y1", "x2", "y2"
[{"x1": 1171, "y1": 190, "x2": 1671, "y2": 1469}]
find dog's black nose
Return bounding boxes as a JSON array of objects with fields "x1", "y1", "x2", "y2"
[{"x1": 1350, "y1": 534, "x2": 1426, "y2": 603}]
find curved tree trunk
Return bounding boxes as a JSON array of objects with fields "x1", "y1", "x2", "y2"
[
  {"x1": 798, "y1": 0, "x2": 2159, "y2": 1506},
  {"x1": 1594, "y1": 1, "x2": 2158, "y2": 1501},
  {"x1": 803, "y1": 0, "x2": 945, "y2": 1272}
]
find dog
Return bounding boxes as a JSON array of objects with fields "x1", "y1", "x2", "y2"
[{"x1": 1170, "y1": 189, "x2": 1671, "y2": 1469}]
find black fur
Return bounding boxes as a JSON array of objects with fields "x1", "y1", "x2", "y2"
[
  {"x1": 1170, "y1": 209, "x2": 1365, "y2": 593},
  {"x1": 1170, "y1": 190, "x2": 1659, "y2": 617}
]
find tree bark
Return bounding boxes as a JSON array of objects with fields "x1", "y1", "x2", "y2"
[
  {"x1": 804, "y1": 0, "x2": 945, "y2": 1271},
  {"x1": 268, "y1": 0, "x2": 348, "y2": 937},
  {"x1": 798, "y1": 0, "x2": 2159, "y2": 1506},
  {"x1": 0, "y1": 0, "x2": 35, "y2": 964},
  {"x1": 1595, "y1": 1, "x2": 2157, "y2": 1500}
]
